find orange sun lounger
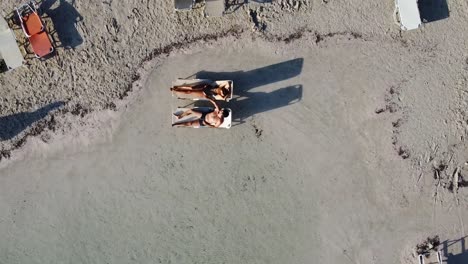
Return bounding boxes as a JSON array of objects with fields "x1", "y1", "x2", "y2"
[{"x1": 16, "y1": 2, "x2": 54, "y2": 58}]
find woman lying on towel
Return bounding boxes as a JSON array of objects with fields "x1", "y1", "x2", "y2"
[
  {"x1": 172, "y1": 99, "x2": 229, "y2": 128},
  {"x1": 170, "y1": 81, "x2": 231, "y2": 100}
]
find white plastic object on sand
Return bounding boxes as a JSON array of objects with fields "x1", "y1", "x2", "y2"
[
  {"x1": 395, "y1": 0, "x2": 422, "y2": 31},
  {"x1": 418, "y1": 251, "x2": 443, "y2": 264},
  {"x1": 0, "y1": 16, "x2": 24, "y2": 70},
  {"x1": 174, "y1": 0, "x2": 194, "y2": 10}
]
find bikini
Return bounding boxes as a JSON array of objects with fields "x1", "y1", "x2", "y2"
[
  {"x1": 202, "y1": 86, "x2": 216, "y2": 97},
  {"x1": 199, "y1": 109, "x2": 214, "y2": 127}
]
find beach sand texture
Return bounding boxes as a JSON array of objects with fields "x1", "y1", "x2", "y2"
[{"x1": 1, "y1": 0, "x2": 468, "y2": 263}]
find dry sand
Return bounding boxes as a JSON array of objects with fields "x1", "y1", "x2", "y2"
[{"x1": 1, "y1": 0, "x2": 468, "y2": 263}]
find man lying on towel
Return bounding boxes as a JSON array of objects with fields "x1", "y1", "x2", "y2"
[{"x1": 172, "y1": 99, "x2": 229, "y2": 128}]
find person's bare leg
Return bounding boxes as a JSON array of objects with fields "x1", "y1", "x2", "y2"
[
  {"x1": 174, "y1": 109, "x2": 203, "y2": 119},
  {"x1": 174, "y1": 109, "x2": 193, "y2": 119},
  {"x1": 171, "y1": 87, "x2": 195, "y2": 92},
  {"x1": 172, "y1": 120, "x2": 201, "y2": 127},
  {"x1": 171, "y1": 84, "x2": 208, "y2": 92},
  {"x1": 172, "y1": 90, "x2": 206, "y2": 98}
]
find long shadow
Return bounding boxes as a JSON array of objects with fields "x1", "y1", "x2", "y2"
[
  {"x1": 40, "y1": 0, "x2": 83, "y2": 49},
  {"x1": 0, "y1": 59, "x2": 7, "y2": 73},
  {"x1": 418, "y1": 0, "x2": 449, "y2": 23},
  {"x1": 231, "y1": 84, "x2": 302, "y2": 120},
  {"x1": 194, "y1": 58, "x2": 303, "y2": 122},
  {"x1": 442, "y1": 236, "x2": 468, "y2": 264},
  {"x1": 0, "y1": 101, "x2": 64, "y2": 141},
  {"x1": 195, "y1": 58, "x2": 303, "y2": 92}
]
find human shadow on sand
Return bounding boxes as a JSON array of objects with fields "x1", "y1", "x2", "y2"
[
  {"x1": 441, "y1": 236, "x2": 468, "y2": 264},
  {"x1": 0, "y1": 101, "x2": 64, "y2": 141},
  {"x1": 230, "y1": 84, "x2": 302, "y2": 121},
  {"x1": 192, "y1": 58, "x2": 303, "y2": 123},
  {"x1": 0, "y1": 59, "x2": 8, "y2": 73},
  {"x1": 194, "y1": 58, "x2": 303, "y2": 91},
  {"x1": 418, "y1": 0, "x2": 449, "y2": 23},
  {"x1": 40, "y1": 0, "x2": 83, "y2": 49}
]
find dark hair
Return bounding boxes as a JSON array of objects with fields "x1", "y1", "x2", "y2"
[
  {"x1": 221, "y1": 87, "x2": 229, "y2": 96},
  {"x1": 222, "y1": 109, "x2": 230, "y2": 118}
]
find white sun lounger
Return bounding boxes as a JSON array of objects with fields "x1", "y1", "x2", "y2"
[
  {"x1": 204, "y1": 0, "x2": 225, "y2": 17},
  {"x1": 395, "y1": 0, "x2": 422, "y2": 31},
  {"x1": 418, "y1": 251, "x2": 442, "y2": 264},
  {"x1": 172, "y1": 79, "x2": 234, "y2": 102},
  {"x1": 0, "y1": 16, "x2": 24, "y2": 71},
  {"x1": 172, "y1": 107, "x2": 232, "y2": 129}
]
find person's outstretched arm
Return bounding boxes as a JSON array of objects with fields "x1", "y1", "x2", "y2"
[
  {"x1": 204, "y1": 93, "x2": 216, "y2": 100},
  {"x1": 207, "y1": 98, "x2": 220, "y2": 112}
]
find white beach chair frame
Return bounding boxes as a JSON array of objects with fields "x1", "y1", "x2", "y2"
[{"x1": 172, "y1": 107, "x2": 232, "y2": 129}]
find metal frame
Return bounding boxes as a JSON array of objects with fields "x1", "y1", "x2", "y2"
[{"x1": 15, "y1": 2, "x2": 43, "y2": 38}]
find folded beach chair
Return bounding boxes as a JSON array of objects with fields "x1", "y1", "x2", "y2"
[
  {"x1": 394, "y1": 0, "x2": 422, "y2": 31},
  {"x1": 0, "y1": 16, "x2": 24, "y2": 70},
  {"x1": 16, "y1": 2, "x2": 54, "y2": 58},
  {"x1": 172, "y1": 79, "x2": 234, "y2": 102},
  {"x1": 172, "y1": 107, "x2": 232, "y2": 129},
  {"x1": 204, "y1": 0, "x2": 225, "y2": 17},
  {"x1": 175, "y1": 0, "x2": 195, "y2": 10}
]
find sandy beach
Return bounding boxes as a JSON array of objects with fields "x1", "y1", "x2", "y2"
[{"x1": 1, "y1": 0, "x2": 468, "y2": 263}]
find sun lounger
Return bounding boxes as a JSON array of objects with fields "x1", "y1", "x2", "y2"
[
  {"x1": 418, "y1": 254, "x2": 425, "y2": 264},
  {"x1": 0, "y1": 16, "x2": 24, "y2": 70},
  {"x1": 172, "y1": 107, "x2": 232, "y2": 129},
  {"x1": 16, "y1": 2, "x2": 54, "y2": 58},
  {"x1": 29, "y1": 31, "x2": 53, "y2": 57},
  {"x1": 395, "y1": 0, "x2": 422, "y2": 31},
  {"x1": 418, "y1": 251, "x2": 442, "y2": 264},
  {"x1": 172, "y1": 79, "x2": 234, "y2": 102},
  {"x1": 175, "y1": 0, "x2": 194, "y2": 10},
  {"x1": 437, "y1": 251, "x2": 442, "y2": 264},
  {"x1": 204, "y1": 0, "x2": 225, "y2": 17},
  {"x1": 21, "y1": 10, "x2": 43, "y2": 37}
]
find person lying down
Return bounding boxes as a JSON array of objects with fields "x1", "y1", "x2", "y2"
[
  {"x1": 172, "y1": 99, "x2": 229, "y2": 128},
  {"x1": 170, "y1": 81, "x2": 231, "y2": 100}
]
